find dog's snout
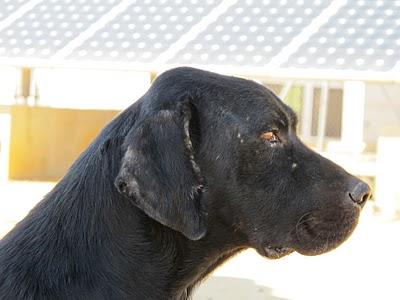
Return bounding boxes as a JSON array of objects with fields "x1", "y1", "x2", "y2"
[{"x1": 349, "y1": 181, "x2": 371, "y2": 206}]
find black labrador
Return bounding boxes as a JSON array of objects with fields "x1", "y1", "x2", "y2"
[{"x1": 0, "y1": 67, "x2": 371, "y2": 299}]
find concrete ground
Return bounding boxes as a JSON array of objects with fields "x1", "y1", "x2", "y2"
[{"x1": 1, "y1": 181, "x2": 399, "y2": 300}]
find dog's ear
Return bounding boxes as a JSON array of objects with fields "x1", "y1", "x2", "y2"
[{"x1": 115, "y1": 101, "x2": 207, "y2": 240}]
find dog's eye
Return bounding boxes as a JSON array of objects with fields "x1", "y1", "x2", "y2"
[{"x1": 260, "y1": 131, "x2": 279, "y2": 143}]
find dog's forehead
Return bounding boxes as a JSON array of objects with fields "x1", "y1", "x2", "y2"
[
  {"x1": 215, "y1": 84, "x2": 296, "y2": 130},
  {"x1": 151, "y1": 68, "x2": 296, "y2": 128}
]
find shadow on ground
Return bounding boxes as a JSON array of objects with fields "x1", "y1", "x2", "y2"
[{"x1": 194, "y1": 276, "x2": 290, "y2": 300}]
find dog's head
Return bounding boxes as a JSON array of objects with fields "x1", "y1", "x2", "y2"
[{"x1": 115, "y1": 67, "x2": 371, "y2": 258}]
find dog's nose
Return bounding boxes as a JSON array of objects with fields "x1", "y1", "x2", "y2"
[{"x1": 349, "y1": 181, "x2": 371, "y2": 206}]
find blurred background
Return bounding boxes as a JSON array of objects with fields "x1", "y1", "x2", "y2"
[{"x1": 0, "y1": 0, "x2": 399, "y2": 299}]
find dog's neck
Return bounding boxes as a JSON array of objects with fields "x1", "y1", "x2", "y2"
[
  {"x1": 173, "y1": 245, "x2": 244, "y2": 299},
  {"x1": 178, "y1": 246, "x2": 245, "y2": 299},
  {"x1": 154, "y1": 207, "x2": 247, "y2": 299}
]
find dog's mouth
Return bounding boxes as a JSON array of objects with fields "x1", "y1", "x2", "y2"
[
  {"x1": 260, "y1": 245, "x2": 294, "y2": 259},
  {"x1": 254, "y1": 206, "x2": 360, "y2": 259},
  {"x1": 291, "y1": 211, "x2": 360, "y2": 256}
]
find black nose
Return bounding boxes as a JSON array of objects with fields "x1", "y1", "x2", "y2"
[{"x1": 349, "y1": 181, "x2": 371, "y2": 206}]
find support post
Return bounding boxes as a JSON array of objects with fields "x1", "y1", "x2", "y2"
[
  {"x1": 375, "y1": 136, "x2": 400, "y2": 218},
  {"x1": 301, "y1": 82, "x2": 314, "y2": 140},
  {"x1": 340, "y1": 81, "x2": 366, "y2": 152},
  {"x1": 317, "y1": 81, "x2": 329, "y2": 150},
  {"x1": 15, "y1": 67, "x2": 37, "y2": 105},
  {"x1": 0, "y1": 110, "x2": 11, "y2": 182},
  {"x1": 279, "y1": 81, "x2": 293, "y2": 100}
]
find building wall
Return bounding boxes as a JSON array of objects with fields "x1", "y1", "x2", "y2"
[
  {"x1": 9, "y1": 105, "x2": 119, "y2": 181},
  {"x1": 266, "y1": 81, "x2": 400, "y2": 151},
  {"x1": 364, "y1": 83, "x2": 400, "y2": 150}
]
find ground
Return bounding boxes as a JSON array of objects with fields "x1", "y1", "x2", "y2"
[{"x1": 1, "y1": 181, "x2": 399, "y2": 300}]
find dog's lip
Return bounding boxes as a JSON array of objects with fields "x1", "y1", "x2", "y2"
[
  {"x1": 261, "y1": 245, "x2": 294, "y2": 259},
  {"x1": 291, "y1": 212, "x2": 360, "y2": 256}
]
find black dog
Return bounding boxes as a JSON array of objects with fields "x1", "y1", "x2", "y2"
[{"x1": 0, "y1": 67, "x2": 370, "y2": 299}]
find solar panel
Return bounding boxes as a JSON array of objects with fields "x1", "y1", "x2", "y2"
[
  {"x1": 0, "y1": 0, "x2": 27, "y2": 22},
  {"x1": 169, "y1": 0, "x2": 330, "y2": 66},
  {"x1": 0, "y1": 0, "x2": 398, "y2": 74},
  {"x1": 0, "y1": 0, "x2": 123, "y2": 59},
  {"x1": 283, "y1": 0, "x2": 400, "y2": 71},
  {"x1": 67, "y1": 0, "x2": 223, "y2": 62}
]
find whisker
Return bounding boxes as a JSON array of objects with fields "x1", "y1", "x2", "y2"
[
  {"x1": 291, "y1": 212, "x2": 316, "y2": 242},
  {"x1": 290, "y1": 212, "x2": 312, "y2": 234}
]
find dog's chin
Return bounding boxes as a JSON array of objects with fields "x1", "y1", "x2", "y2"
[
  {"x1": 292, "y1": 213, "x2": 360, "y2": 256},
  {"x1": 257, "y1": 245, "x2": 294, "y2": 260}
]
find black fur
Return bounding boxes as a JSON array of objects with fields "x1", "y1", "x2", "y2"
[{"x1": 0, "y1": 67, "x2": 370, "y2": 299}]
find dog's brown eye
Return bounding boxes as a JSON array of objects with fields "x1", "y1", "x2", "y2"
[{"x1": 260, "y1": 131, "x2": 279, "y2": 143}]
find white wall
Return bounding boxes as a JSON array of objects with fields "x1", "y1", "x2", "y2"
[
  {"x1": 0, "y1": 67, "x2": 18, "y2": 105},
  {"x1": 35, "y1": 68, "x2": 151, "y2": 110},
  {"x1": 364, "y1": 83, "x2": 400, "y2": 147}
]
